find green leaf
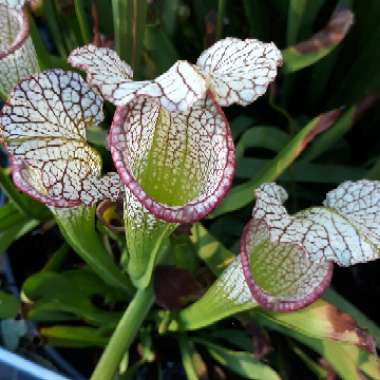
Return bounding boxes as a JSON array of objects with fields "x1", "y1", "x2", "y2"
[
  {"x1": 192, "y1": 0, "x2": 219, "y2": 35},
  {"x1": 0, "y1": 168, "x2": 49, "y2": 221},
  {"x1": 194, "y1": 338, "x2": 281, "y2": 380},
  {"x1": 171, "y1": 234, "x2": 199, "y2": 273},
  {"x1": 212, "y1": 109, "x2": 341, "y2": 217},
  {"x1": 179, "y1": 333, "x2": 208, "y2": 380},
  {"x1": 286, "y1": 0, "x2": 308, "y2": 45},
  {"x1": 119, "y1": 360, "x2": 144, "y2": 380},
  {"x1": 0, "y1": 218, "x2": 39, "y2": 253},
  {"x1": 86, "y1": 126, "x2": 108, "y2": 147},
  {"x1": 29, "y1": 16, "x2": 70, "y2": 70},
  {"x1": 74, "y1": 0, "x2": 91, "y2": 44},
  {"x1": 298, "y1": 0, "x2": 326, "y2": 40},
  {"x1": 235, "y1": 127, "x2": 289, "y2": 159},
  {"x1": 0, "y1": 291, "x2": 20, "y2": 319},
  {"x1": 191, "y1": 223, "x2": 235, "y2": 276},
  {"x1": 143, "y1": 24, "x2": 179, "y2": 75},
  {"x1": 236, "y1": 158, "x2": 366, "y2": 183},
  {"x1": 112, "y1": 0, "x2": 147, "y2": 76},
  {"x1": 231, "y1": 115, "x2": 256, "y2": 140},
  {"x1": 209, "y1": 329, "x2": 253, "y2": 352},
  {"x1": 93, "y1": 0, "x2": 114, "y2": 35},
  {"x1": 331, "y1": 3, "x2": 380, "y2": 104},
  {"x1": 41, "y1": 243, "x2": 70, "y2": 272},
  {"x1": 22, "y1": 269, "x2": 122, "y2": 325},
  {"x1": 42, "y1": 0, "x2": 69, "y2": 57},
  {"x1": 40, "y1": 326, "x2": 109, "y2": 348},
  {"x1": 290, "y1": 343, "x2": 328, "y2": 379},
  {"x1": 257, "y1": 316, "x2": 380, "y2": 380},
  {"x1": 254, "y1": 298, "x2": 375, "y2": 348},
  {"x1": 52, "y1": 206, "x2": 132, "y2": 294},
  {"x1": 243, "y1": 0, "x2": 269, "y2": 40},
  {"x1": 216, "y1": 0, "x2": 226, "y2": 40},
  {"x1": 160, "y1": 0, "x2": 180, "y2": 37},
  {"x1": 0, "y1": 202, "x2": 28, "y2": 230},
  {"x1": 306, "y1": 0, "x2": 347, "y2": 107}
]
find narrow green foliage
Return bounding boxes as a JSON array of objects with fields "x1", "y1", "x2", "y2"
[
  {"x1": 236, "y1": 127, "x2": 290, "y2": 159},
  {"x1": 179, "y1": 333, "x2": 206, "y2": 380},
  {"x1": 243, "y1": 0, "x2": 268, "y2": 39},
  {"x1": 74, "y1": 0, "x2": 91, "y2": 44},
  {"x1": 0, "y1": 169, "x2": 49, "y2": 220},
  {"x1": 160, "y1": 0, "x2": 179, "y2": 36},
  {"x1": 286, "y1": 0, "x2": 307, "y2": 45},
  {"x1": 0, "y1": 218, "x2": 39, "y2": 253},
  {"x1": 257, "y1": 316, "x2": 379, "y2": 380},
  {"x1": 22, "y1": 269, "x2": 123, "y2": 325},
  {"x1": 212, "y1": 111, "x2": 339, "y2": 217},
  {"x1": 112, "y1": 0, "x2": 147, "y2": 76},
  {"x1": 40, "y1": 326, "x2": 109, "y2": 348},
  {"x1": 42, "y1": 0, "x2": 68, "y2": 57},
  {"x1": 290, "y1": 343, "x2": 328, "y2": 379},
  {"x1": 216, "y1": 0, "x2": 226, "y2": 40},
  {"x1": 29, "y1": 16, "x2": 70, "y2": 70},
  {"x1": 144, "y1": 24, "x2": 179, "y2": 74},
  {"x1": 194, "y1": 338, "x2": 281, "y2": 380},
  {"x1": 191, "y1": 223, "x2": 235, "y2": 275},
  {"x1": 41, "y1": 243, "x2": 70, "y2": 272}
]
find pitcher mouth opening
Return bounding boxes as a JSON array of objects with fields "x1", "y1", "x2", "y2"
[
  {"x1": 240, "y1": 218, "x2": 334, "y2": 312},
  {"x1": 109, "y1": 92, "x2": 236, "y2": 224}
]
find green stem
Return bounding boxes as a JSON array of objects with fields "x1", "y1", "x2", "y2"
[
  {"x1": 74, "y1": 0, "x2": 92, "y2": 44},
  {"x1": 216, "y1": 0, "x2": 226, "y2": 40},
  {"x1": 90, "y1": 285, "x2": 154, "y2": 380}
]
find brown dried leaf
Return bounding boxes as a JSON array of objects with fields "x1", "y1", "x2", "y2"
[
  {"x1": 260, "y1": 299, "x2": 376, "y2": 352},
  {"x1": 295, "y1": 8, "x2": 354, "y2": 54},
  {"x1": 300, "y1": 108, "x2": 342, "y2": 151},
  {"x1": 326, "y1": 304, "x2": 376, "y2": 354}
]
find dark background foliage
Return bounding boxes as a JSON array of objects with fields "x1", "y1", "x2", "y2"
[{"x1": 1, "y1": 0, "x2": 380, "y2": 379}]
